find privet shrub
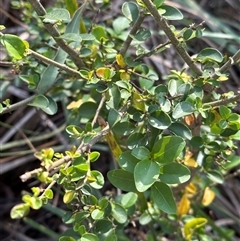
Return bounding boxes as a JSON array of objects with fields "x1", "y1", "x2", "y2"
[{"x1": 1, "y1": 0, "x2": 240, "y2": 240}]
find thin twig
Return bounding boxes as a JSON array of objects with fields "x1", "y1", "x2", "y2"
[
  {"x1": 213, "y1": 49, "x2": 240, "y2": 78},
  {"x1": 134, "y1": 40, "x2": 171, "y2": 61},
  {"x1": 19, "y1": 124, "x2": 110, "y2": 182},
  {"x1": 120, "y1": 11, "x2": 146, "y2": 56},
  {"x1": 91, "y1": 94, "x2": 106, "y2": 127},
  {"x1": 141, "y1": 0, "x2": 203, "y2": 76},
  {"x1": 27, "y1": 0, "x2": 85, "y2": 68},
  {"x1": 0, "y1": 95, "x2": 36, "y2": 115},
  {"x1": 30, "y1": 50, "x2": 81, "y2": 78},
  {"x1": 203, "y1": 92, "x2": 240, "y2": 107}
]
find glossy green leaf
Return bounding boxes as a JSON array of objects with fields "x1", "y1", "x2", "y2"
[
  {"x1": 111, "y1": 202, "x2": 127, "y2": 224},
  {"x1": 40, "y1": 96, "x2": 58, "y2": 115},
  {"x1": 190, "y1": 136, "x2": 204, "y2": 148},
  {"x1": 184, "y1": 218, "x2": 207, "y2": 240},
  {"x1": 183, "y1": 29, "x2": 194, "y2": 41},
  {"x1": 66, "y1": 125, "x2": 83, "y2": 136},
  {"x1": 151, "y1": 182, "x2": 177, "y2": 214},
  {"x1": 81, "y1": 233, "x2": 99, "y2": 241},
  {"x1": 131, "y1": 28, "x2": 151, "y2": 42},
  {"x1": 89, "y1": 151, "x2": 100, "y2": 162},
  {"x1": 122, "y1": 2, "x2": 139, "y2": 24},
  {"x1": 108, "y1": 108, "x2": 121, "y2": 127},
  {"x1": 89, "y1": 170, "x2": 104, "y2": 189},
  {"x1": 112, "y1": 121, "x2": 135, "y2": 136},
  {"x1": 79, "y1": 47, "x2": 92, "y2": 57},
  {"x1": 119, "y1": 151, "x2": 139, "y2": 172},
  {"x1": 10, "y1": 203, "x2": 30, "y2": 219},
  {"x1": 121, "y1": 192, "x2": 138, "y2": 208},
  {"x1": 139, "y1": 211, "x2": 152, "y2": 225},
  {"x1": 172, "y1": 101, "x2": 195, "y2": 119},
  {"x1": 43, "y1": 8, "x2": 70, "y2": 23},
  {"x1": 29, "y1": 197, "x2": 43, "y2": 210},
  {"x1": 78, "y1": 102, "x2": 98, "y2": 119},
  {"x1": 113, "y1": 16, "x2": 130, "y2": 34},
  {"x1": 131, "y1": 146, "x2": 150, "y2": 160},
  {"x1": 107, "y1": 169, "x2": 137, "y2": 192},
  {"x1": 148, "y1": 111, "x2": 172, "y2": 130},
  {"x1": 92, "y1": 26, "x2": 107, "y2": 41},
  {"x1": 44, "y1": 189, "x2": 54, "y2": 199},
  {"x1": 197, "y1": 47, "x2": 223, "y2": 63},
  {"x1": 161, "y1": 5, "x2": 183, "y2": 20},
  {"x1": 168, "y1": 79, "x2": 179, "y2": 97},
  {"x1": 94, "y1": 219, "x2": 113, "y2": 233},
  {"x1": 152, "y1": 136, "x2": 186, "y2": 164},
  {"x1": 127, "y1": 132, "x2": 148, "y2": 149},
  {"x1": 219, "y1": 105, "x2": 231, "y2": 120},
  {"x1": 160, "y1": 163, "x2": 191, "y2": 184},
  {"x1": 91, "y1": 209, "x2": 104, "y2": 220},
  {"x1": 207, "y1": 170, "x2": 224, "y2": 184},
  {"x1": 169, "y1": 123, "x2": 192, "y2": 140},
  {"x1": 104, "y1": 235, "x2": 117, "y2": 241},
  {"x1": 153, "y1": 0, "x2": 165, "y2": 8},
  {"x1": 63, "y1": 190, "x2": 75, "y2": 204},
  {"x1": 28, "y1": 94, "x2": 49, "y2": 109},
  {"x1": 59, "y1": 236, "x2": 76, "y2": 241},
  {"x1": 134, "y1": 160, "x2": 159, "y2": 192},
  {"x1": 75, "y1": 211, "x2": 90, "y2": 223},
  {"x1": 0, "y1": 34, "x2": 27, "y2": 60}
]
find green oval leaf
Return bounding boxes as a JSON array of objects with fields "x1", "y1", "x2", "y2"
[
  {"x1": 207, "y1": 170, "x2": 224, "y2": 184},
  {"x1": 121, "y1": 192, "x2": 138, "y2": 208},
  {"x1": 160, "y1": 163, "x2": 191, "y2": 184},
  {"x1": 161, "y1": 5, "x2": 183, "y2": 20},
  {"x1": 28, "y1": 94, "x2": 49, "y2": 109},
  {"x1": 148, "y1": 111, "x2": 172, "y2": 130},
  {"x1": 112, "y1": 121, "x2": 135, "y2": 136},
  {"x1": 45, "y1": 189, "x2": 54, "y2": 199},
  {"x1": 43, "y1": 8, "x2": 71, "y2": 23},
  {"x1": 184, "y1": 218, "x2": 207, "y2": 240},
  {"x1": 172, "y1": 101, "x2": 195, "y2": 119},
  {"x1": 10, "y1": 203, "x2": 30, "y2": 219},
  {"x1": 40, "y1": 96, "x2": 58, "y2": 115},
  {"x1": 78, "y1": 102, "x2": 98, "y2": 119},
  {"x1": 197, "y1": 47, "x2": 223, "y2": 63},
  {"x1": 81, "y1": 233, "x2": 99, "y2": 241},
  {"x1": 169, "y1": 123, "x2": 192, "y2": 140},
  {"x1": 91, "y1": 209, "x2": 104, "y2": 220},
  {"x1": 131, "y1": 146, "x2": 150, "y2": 160},
  {"x1": 89, "y1": 170, "x2": 104, "y2": 189},
  {"x1": 151, "y1": 182, "x2": 177, "y2": 214},
  {"x1": 107, "y1": 169, "x2": 137, "y2": 192},
  {"x1": 89, "y1": 151, "x2": 100, "y2": 162},
  {"x1": 63, "y1": 190, "x2": 75, "y2": 204},
  {"x1": 152, "y1": 136, "x2": 186, "y2": 164},
  {"x1": 119, "y1": 151, "x2": 139, "y2": 172},
  {"x1": 94, "y1": 219, "x2": 113, "y2": 233},
  {"x1": 0, "y1": 34, "x2": 27, "y2": 60},
  {"x1": 131, "y1": 28, "x2": 151, "y2": 42},
  {"x1": 113, "y1": 17, "x2": 130, "y2": 34},
  {"x1": 122, "y1": 2, "x2": 139, "y2": 24},
  {"x1": 134, "y1": 160, "x2": 159, "y2": 192},
  {"x1": 111, "y1": 202, "x2": 127, "y2": 224}
]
